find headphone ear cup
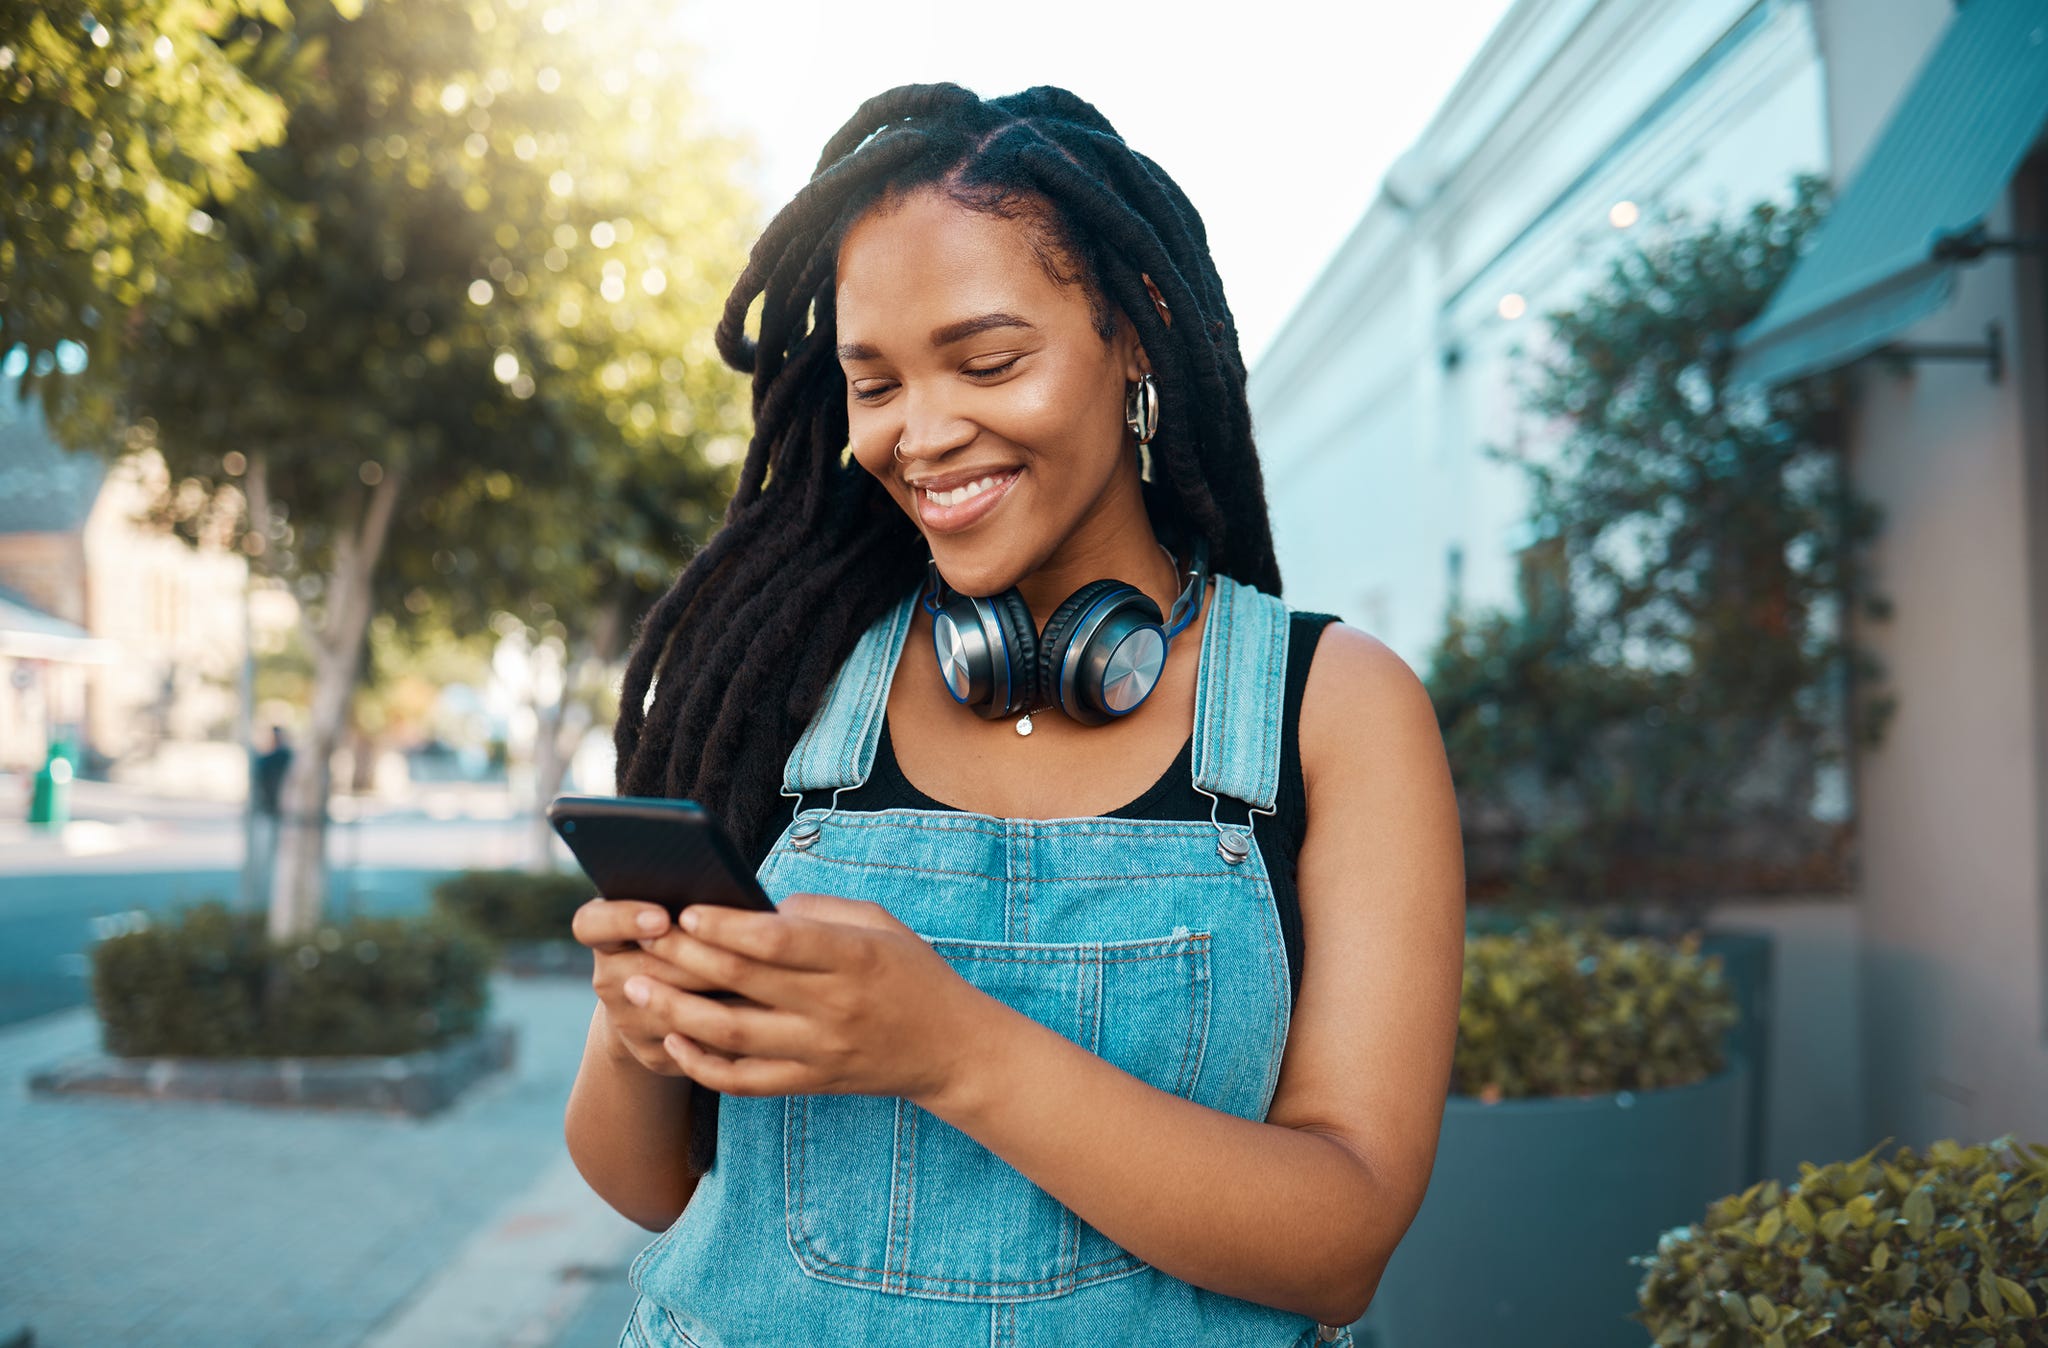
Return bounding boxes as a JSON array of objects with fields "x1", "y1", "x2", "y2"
[
  {"x1": 984, "y1": 587, "x2": 1039, "y2": 717},
  {"x1": 1035, "y1": 579, "x2": 1144, "y2": 718}
]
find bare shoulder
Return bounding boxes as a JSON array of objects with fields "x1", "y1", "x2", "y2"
[{"x1": 1296, "y1": 620, "x2": 1443, "y2": 795}]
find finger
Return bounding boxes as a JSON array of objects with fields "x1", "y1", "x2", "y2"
[
  {"x1": 605, "y1": 949, "x2": 724, "y2": 994},
  {"x1": 572, "y1": 897, "x2": 671, "y2": 950},
  {"x1": 647, "y1": 928, "x2": 814, "y2": 1006},
  {"x1": 681, "y1": 904, "x2": 845, "y2": 971},
  {"x1": 663, "y1": 1033, "x2": 811, "y2": 1097},
  {"x1": 627, "y1": 977, "x2": 813, "y2": 1061}
]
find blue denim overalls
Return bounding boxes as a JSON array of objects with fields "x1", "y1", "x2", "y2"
[{"x1": 621, "y1": 573, "x2": 1354, "y2": 1347}]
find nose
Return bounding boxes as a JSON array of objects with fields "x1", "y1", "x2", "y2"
[{"x1": 893, "y1": 385, "x2": 976, "y2": 469}]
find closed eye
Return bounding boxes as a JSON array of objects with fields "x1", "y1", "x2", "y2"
[
  {"x1": 965, "y1": 356, "x2": 1021, "y2": 381},
  {"x1": 848, "y1": 357, "x2": 1023, "y2": 404}
]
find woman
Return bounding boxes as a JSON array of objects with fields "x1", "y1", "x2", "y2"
[{"x1": 565, "y1": 82, "x2": 1464, "y2": 1347}]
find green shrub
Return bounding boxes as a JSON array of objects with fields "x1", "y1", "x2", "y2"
[
  {"x1": 91, "y1": 900, "x2": 493, "y2": 1057},
  {"x1": 430, "y1": 867, "x2": 593, "y2": 944},
  {"x1": 1634, "y1": 1136, "x2": 2048, "y2": 1346},
  {"x1": 1456, "y1": 916, "x2": 1737, "y2": 1099}
]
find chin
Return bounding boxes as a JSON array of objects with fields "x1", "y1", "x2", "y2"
[{"x1": 925, "y1": 537, "x2": 1035, "y2": 599}]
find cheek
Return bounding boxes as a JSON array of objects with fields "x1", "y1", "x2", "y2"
[{"x1": 992, "y1": 361, "x2": 1122, "y2": 460}]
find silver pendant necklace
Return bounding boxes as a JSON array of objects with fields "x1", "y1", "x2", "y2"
[{"x1": 1017, "y1": 711, "x2": 1034, "y2": 736}]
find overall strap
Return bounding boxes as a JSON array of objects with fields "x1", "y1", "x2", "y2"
[
  {"x1": 1190, "y1": 573, "x2": 1291, "y2": 815},
  {"x1": 781, "y1": 582, "x2": 921, "y2": 796}
]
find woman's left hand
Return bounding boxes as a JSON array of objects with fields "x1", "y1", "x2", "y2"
[{"x1": 619, "y1": 892, "x2": 992, "y2": 1106}]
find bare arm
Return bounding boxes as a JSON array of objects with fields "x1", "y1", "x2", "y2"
[
  {"x1": 564, "y1": 999, "x2": 698, "y2": 1231},
  {"x1": 564, "y1": 897, "x2": 731, "y2": 1231}
]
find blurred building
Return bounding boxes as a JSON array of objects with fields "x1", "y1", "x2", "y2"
[
  {"x1": 1253, "y1": 0, "x2": 2047, "y2": 1168},
  {"x1": 0, "y1": 371, "x2": 247, "y2": 777}
]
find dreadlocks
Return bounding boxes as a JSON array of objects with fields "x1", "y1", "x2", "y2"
[{"x1": 614, "y1": 81, "x2": 1283, "y2": 874}]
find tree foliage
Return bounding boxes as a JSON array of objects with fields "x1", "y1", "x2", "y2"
[
  {"x1": 10, "y1": 0, "x2": 755, "y2": 934},
  {"x1": 0, "y1": 0, "x2": 297, "y2": 394},
  {"x1": 1427, "y1": 176, "x2": 1895, "y2": 911}
]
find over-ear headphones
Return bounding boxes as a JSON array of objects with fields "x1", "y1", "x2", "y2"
[{"x1": 923, "y1": 533, "x2": 1210, "y2": 728}]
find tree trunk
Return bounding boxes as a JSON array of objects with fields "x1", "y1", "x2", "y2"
[
  {"x1": 527, "y1": 593, "x2": 627, "y2": 869},
  {"x1": 267, "y1": 464, "x2": 405, "y2": 945}
]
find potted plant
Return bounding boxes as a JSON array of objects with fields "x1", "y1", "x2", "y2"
[
  {"x1": 1357, "y1": 917, "x2": 1748, "y2": 1348},
  {"x1": 1633, "y1": 1135, "x2": 2048, "y2": 1346}
]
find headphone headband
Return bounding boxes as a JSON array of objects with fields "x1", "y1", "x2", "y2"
[{"x1": 924, "y1": 533, "x2": 1209, "y2": 622}]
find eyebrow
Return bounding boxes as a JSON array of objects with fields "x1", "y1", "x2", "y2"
[{"x1": 836, "y1": 311, "x2": 1036, "y2": 363}]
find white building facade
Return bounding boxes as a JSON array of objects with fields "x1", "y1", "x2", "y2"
[{"x1": 1254, "y1": 0, "x2": 2048, "y2": 1171}]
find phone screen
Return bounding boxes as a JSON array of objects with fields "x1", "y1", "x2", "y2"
[{"x1": 546, "y1": 794, "x2": 777, "y2": 918}]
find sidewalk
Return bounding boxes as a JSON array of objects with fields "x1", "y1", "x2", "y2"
[{"x1": 0, "y1": 971, "x2": 655, "y2": 1348}]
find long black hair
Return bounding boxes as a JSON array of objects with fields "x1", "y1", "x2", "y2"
[{"x1": 614, "y1": 79, "x2": 1281, "y2": 872}]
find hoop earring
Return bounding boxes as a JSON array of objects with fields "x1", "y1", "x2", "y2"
[{"x1": 1124, "y1": 373, "x2": 1159, "y2": 445}]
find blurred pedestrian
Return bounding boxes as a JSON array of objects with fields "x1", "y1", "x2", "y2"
[{"x1": 251, "y1": 725, "x2": 292, "y2": 896}]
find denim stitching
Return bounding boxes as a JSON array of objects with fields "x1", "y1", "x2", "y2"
[
  {"x1": 787, "y1": 851, "x2": 1258, "y2": 883},
  {"x1": 897, "y1": 1089, "x2": 921, "y2": 1294},
  {"x1": 1177, "y1": 943, "x2": 1211, "y2": 1097},
  {"x1": 927, "y1": 936, "x2": 1210, "y2": 965},
  {"x1": 1244, "y1": 831, "x2": 1291, "y2": 1111},
  {"x1": 657, "y1": 1303, "x2": 708, "y2": 1347},
  {"x1": 627, "y1": 1215, "x2": 685, "y2": 1295},
  {"x1": 617, "y1": 1293, "x2": 651, "y2": 1348},
  {"x1": 1239, "y1": 591, "x2": 1279, "y2": 809},
  {"x1": 787, "y1": 813, "x2": 1256, "y2": 840},
  {"x1": 833, "y1": 603, "x2": 885, "y2": 786},
  {"x1": 1190, "y1": 577, "x2": 1235, "y2": 796},
  {"x1": 841, "y1": 590, "x2": 914, "y2": 787}
]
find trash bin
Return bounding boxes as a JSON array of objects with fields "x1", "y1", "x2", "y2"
[{"x1": 26, "y1": 740, "x2": 73, "y2": 828}]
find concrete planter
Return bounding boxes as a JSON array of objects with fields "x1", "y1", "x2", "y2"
[
  {"x1": 1355, "y1": 1056, "x2": 1751, "y2": 1348},
  {"x1": 28, "y1": 1023, "x2": 517, "y2": 1117}
]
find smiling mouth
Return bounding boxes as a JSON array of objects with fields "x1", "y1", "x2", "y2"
[
  {"x1": 922, "y1": 472, "x2": 1015, "y2": 507},
  {"x1": 913, "y1": 467, "x2": 1023, "y2": 533}
]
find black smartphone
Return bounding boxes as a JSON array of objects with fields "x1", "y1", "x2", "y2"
[{"x1": 546, "y1": 794, "x2": 777, "y2": 919}]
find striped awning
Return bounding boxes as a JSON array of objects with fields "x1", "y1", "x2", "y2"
[{"x1": 1732, "y1": 0, "x2": 2048, "y2": 387}]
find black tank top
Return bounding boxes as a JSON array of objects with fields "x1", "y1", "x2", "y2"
[{"x1": 792, "y1": 610, "x2": 1340, "y2": 1009}]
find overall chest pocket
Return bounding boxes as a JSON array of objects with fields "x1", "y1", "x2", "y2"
[{"x1": 783, "y1": 929, "x2": 1212, "y2": 1302}]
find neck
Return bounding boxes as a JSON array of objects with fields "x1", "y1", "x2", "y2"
[{"x1": 1012, "y1": 487, "x2": 1181, "y2": 630}]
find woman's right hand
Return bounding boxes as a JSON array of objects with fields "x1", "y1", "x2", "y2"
[{"x1": 573, "y1": 896, "x2": 734, "y2": 1077}]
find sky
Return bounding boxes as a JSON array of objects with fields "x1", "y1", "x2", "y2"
[{"x1": 673, "y1": 0, "x2": 1517, "y2": 369}]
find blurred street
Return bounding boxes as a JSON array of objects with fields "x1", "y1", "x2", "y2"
[
  {"x1": 0, "y1": 774, "x2": 570, "y2": 1029},
  {"x1": 0, "y1": 776, "x2": 644, "y2": 1348}
]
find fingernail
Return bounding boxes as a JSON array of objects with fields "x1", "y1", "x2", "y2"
[
  {"x1": 680, "y1": 908, "x2": 700, "y2": 932},
  {"x1": 638, "y1": 911, "x2": 666, "y2": 933},
  {"x1": 624, "y1": 977, "x2": 650, "y2": 1006}
]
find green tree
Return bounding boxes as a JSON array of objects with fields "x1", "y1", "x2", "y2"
[
  {"x1": 46, "y1": 0, "x2": 752, "y2": 939},
  {"x1": 1, "y1": 0, "x2": 296, "y2": 394},
  {"x1": 1427, "y1": 176, "x2": 1895, "y2": 913}
]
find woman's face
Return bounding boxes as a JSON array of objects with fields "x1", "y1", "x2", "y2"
[{"x1": 835, "y1": 186, "x2": 1147, "y2": 597}]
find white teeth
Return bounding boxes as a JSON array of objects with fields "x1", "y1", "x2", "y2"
[{"x1": 925, "y1": 473, "x2": 1009, "y2": 508}]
